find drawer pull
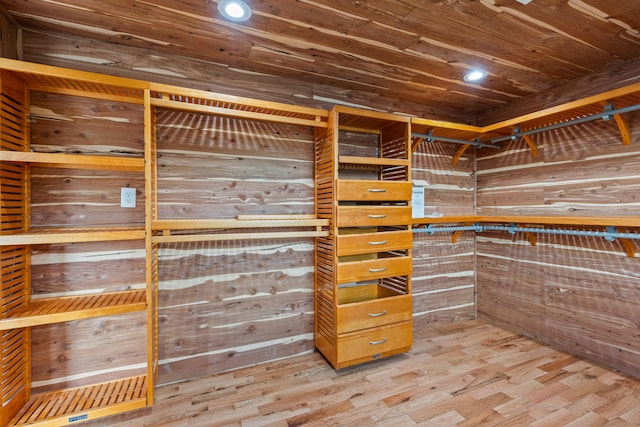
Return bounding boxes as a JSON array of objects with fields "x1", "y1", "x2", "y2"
[
  {"x1": 368, "y1": 214, "x2": 387, "y2": 218},
  {"x1": 368, "y1": 310, "x2": 387, "y2": 317},
  {"x1": 368, "y1": 188, "x2": 387, "y2": 193},
  {"x1": 368, "y1": 267, "x2": 387, "y2": 273},
  {"x1": 368, "y1": 240, "x2": 387, "y2": 245},
  {"x1": 369, "y1": 338, "x2": 388, "y2": 345}
]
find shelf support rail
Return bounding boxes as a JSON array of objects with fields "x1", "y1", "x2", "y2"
[
  {"x1": 487, "y1": 102, "x2": 640, "y2": 146},
  {"x1": 414, "y1": 223, "x2": 638, "y2": 256},
  {"x1": 415, "y1": 223, "x2": 640, "y2": 240},
  {"x1": 411, "y1": 131, "x2": 500, "y2": 149}
]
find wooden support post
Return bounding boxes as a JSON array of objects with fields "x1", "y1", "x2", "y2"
[
  {"x1": 522, "y1": 134, "x2": 539, "y2": 157},
  {"x1": 613, "y1": 114, "x2": 631, "y2": 145},
  {"x1": 620, "y1": 238, "x2": 636, "y2": 258},
  {"x1": 452, "y1": 144, "x2": 470, "y2": 168}
]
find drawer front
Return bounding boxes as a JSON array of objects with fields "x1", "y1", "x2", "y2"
[
  {"x1": 337, "y1": 206, "x2": 411, "y2": 227},
  {"x1": 337, "y1": 180, "x2": 412, "y2": 202},
  {"x1": 337, "y1": 230, "x2": 412, "y2": 256},
  {"x1": 337, "y1": 294, "x2": 412, "y2": 334},
  {"x1": 337, "y1": 321, "x2": 412, "y2": 365},
  {"x1": 337, "y1": 256, "x2": 412, "y2": 283}
]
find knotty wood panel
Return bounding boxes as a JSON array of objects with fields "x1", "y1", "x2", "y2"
[
  {"x1": 156, "y1": 239, "x2": 315, "y2": 385},
  {"x1": 156, "y1": 109, "x2": 314, "y2": 219},
  {"x1": 412, "y1": 141, "x2": 475, "y2": 217},
  {"x1": 29, "y1": 91, "x2": 146, "y2": 227},
  {"x1": 10, "y1": 0, "x2": 640, "y2": 122},
  {"x1": 411, "y1": 140, "x2": 476, "y2": 327},
  {"x1": 30, "y1": 241, "x2": 146, "y2": 295},
  {"x1": 477, "y1": 230, "x2": 640, "y2": 378},
  {"x1": 27, "y1": 240, "x2": 147, "y2": 392},
  {"x1": 476, "y1": 111, "x2": 640, "y2": 378},
  {"x1": 30, "y1": 311, "x2": 147, "y2": 393},
  {"x1": 477, "y1": 113, "x2": 640, "y2": 217}
]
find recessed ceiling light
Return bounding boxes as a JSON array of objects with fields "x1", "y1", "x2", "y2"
[
  {"x1": 218, "y1": 0, "x2": 252, "y2": 22},
  {"x1": 464, "y1": 69, "x2": 487, "y2": 82},
  {"x1": 516, "y1": 0, "x2": 533, "y2": 4}
]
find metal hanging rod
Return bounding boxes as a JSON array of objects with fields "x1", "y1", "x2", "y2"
[
  {"x1": 412, "y1": 102, "x2": 640, "y2": 150},
  {"x1": 487, "y1": 102, "x2": 640, "y2": 145},
  {"x1": 415, "y1": 223, "x2": 640, "y2": 240},
  {"x1": 411, "y1": 131, "x2": 501, "y2": 149}
]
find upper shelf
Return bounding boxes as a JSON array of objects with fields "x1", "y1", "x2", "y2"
[
  {"x1": 149, "y1": 83, "x2": 329, "y2": 128},
  {"x1": 0, "y1": 58, "x2": 329, "y2": 129}
]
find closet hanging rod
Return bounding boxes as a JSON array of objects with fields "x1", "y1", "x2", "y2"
[
  {"x1": 411, "y1": 131, "x2": 500, "y2": 149},
  {"x1": 487, "y1": 102, "x2": 640, "y2": 145},
  {"x1": 414, "y1": 223, "x2": 640, "y2": 240}
]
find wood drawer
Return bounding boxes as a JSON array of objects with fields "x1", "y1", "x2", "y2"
[
  {"x1": 337, "y1": 206, "x2": 411, "y2": 227},
  {"x1": 337, "y1": 294, "x2": 412, "y2": 334},
  {"x1": 337, "y1": 256, "x2": 412, "y2": 283},
  {"x1": 336, "y1": 321, "x2": 412, "y2": 366},
  {"x1": 337, "y1": 230, "x2": 412, "y2": 256},
  {"x1": 336, "y1": 180, "x2": 412, "y2": 202}
]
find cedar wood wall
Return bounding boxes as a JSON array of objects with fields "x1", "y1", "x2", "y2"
[{"x1": 16, "y1": 29, "x2": 640, "y2": 389}]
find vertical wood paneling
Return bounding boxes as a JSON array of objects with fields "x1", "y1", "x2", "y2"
[
  {"x1": 411, "y1": 141, "x2": 476, "y2": 327},
  {"x1": 476, "y1": 112, "x2": 640, "y2": 378}
]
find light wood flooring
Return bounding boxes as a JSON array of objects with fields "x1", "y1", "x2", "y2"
[{"x1": 84, "y1": 319, "x2": 640, "y2": 426}]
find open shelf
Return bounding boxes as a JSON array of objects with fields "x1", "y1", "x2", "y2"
[
  {"x1": 0, "y1": 290, "x2": 146, "y2": 330},
  {"x1": 8, "y1": 375, "x2": 147, "y2": 427},
  {"x1": 0, "y1": 151, "x2": 144, "y2": 172},
  {"x1": 0, "y1": 228, "x2": 146, "y2": 246}
]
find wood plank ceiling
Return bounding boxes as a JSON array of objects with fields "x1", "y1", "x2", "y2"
[{"x1": 1, "y1": 0, "x2": 640, "y2": 123}]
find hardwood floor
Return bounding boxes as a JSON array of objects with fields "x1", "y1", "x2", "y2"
[{"x1": 84, "y1": 320, "x2": 640, "y2": 426}]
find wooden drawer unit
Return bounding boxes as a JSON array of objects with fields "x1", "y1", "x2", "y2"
[
  {"x1": 336, "y1": 180, "x2": 412, "y2": 202},
  {"x1": 314, "y1": 106, "x2": 412, "y2": 370},
  {"x1": 337, "y1": 294, "x2": 412, "y2": 334},
  {"x1": 337, "y1": 229, "x2": 412, "y2": 256},
  {"x1": 337, "y1": 206, "x2": 411, "y2": 227},
  {"x1": 337, "y1": 255, "x2": 411, "y2": 283},
  {"x1": 336, "y1": 321, "x2": 413, "y2": 368}
]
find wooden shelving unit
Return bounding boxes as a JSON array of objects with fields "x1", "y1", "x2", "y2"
[{"x1": 0, "y1": 58, "x2": 155, "y2": 427}]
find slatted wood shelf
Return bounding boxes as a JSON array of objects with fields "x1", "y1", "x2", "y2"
[
  {"x1": 149, "y1": 83, "x2": 329, "y2": 128},
  {"x1": 8, "y1": 375, "x2": 147, "y2": 427},
  {"x1": 0, "y1": 151, "x2": 145, "y2": 172},
  {"x1": 0, "y1": 228, "x2": 145, "y2": 246},
  {"x1": 412, "y1": 215, "x2": 640, "y2": 227},
  {"x1": 0, "y1": 290, "x2": 146, "y2": 330},
  {"x1": 0, "y1": 57, "x2": 148, "y2": 104},
  {"x1": 152, "y1": 216, "x2": 330, "y2": 243}
]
